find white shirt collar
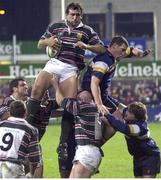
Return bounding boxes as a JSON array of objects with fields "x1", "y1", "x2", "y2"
[
  {"x1": 10, "y1": 95, "x2": 17, "y2": 101},
  {"x1": 7, "y1": 116, "x2": 26, "y2": 122}
]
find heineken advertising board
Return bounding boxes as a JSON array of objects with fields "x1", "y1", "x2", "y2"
[
  {"x1": 0, "y1": 64, "x2": 44, "y2": 77},
  {"x1": 0, "y1": 61, "x2": 161, "y2": 78},
  {"x1": 115, "y1": 60, "x2": 161, "y2": 78},
  {"x1": 0, "y1": 39, "x2": 147, "y2": 59},
  {"x1": 0, "y1": 41, "x2": 43, "y2": 55}
]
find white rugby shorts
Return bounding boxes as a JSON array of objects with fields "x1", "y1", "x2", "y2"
[
  {"x1": 0, "y1": 161, "x2": 25, "y2": 178},
  {"x1": 73, "y1": 145, "x2": 102, "y2": 173},
  {"x1": 43, "y1": 58, "x2": 78, "y2": 83}
]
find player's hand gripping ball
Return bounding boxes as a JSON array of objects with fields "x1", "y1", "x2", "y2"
[
  {"x1": 46, "y1": 38, "x2": 61, "y2": 58},
  {"x1": 46, "y1": 46, "x2": 59, "y2": 58}
]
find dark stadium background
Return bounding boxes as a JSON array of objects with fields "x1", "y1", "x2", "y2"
[{"x1": 0, "y1": 0, "x2": 49, "y2": 41}]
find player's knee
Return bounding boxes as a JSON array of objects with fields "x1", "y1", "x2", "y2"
[{"x1": 31, "y1": 86, "x2": 45, "y2": 100}]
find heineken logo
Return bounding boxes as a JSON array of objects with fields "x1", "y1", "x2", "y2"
[
  {"x1": 0, "y1": 62, "x2": 161, "y2": 78},
  {"x1": 115, "y1": 62, "x2": 161, "y2": 77},
  {"x1": 9, "y1": 65, "x2": 43, "y2": 77},
  {"x1": 0, "y1": 42, "x2": 22, "y2": 55}
]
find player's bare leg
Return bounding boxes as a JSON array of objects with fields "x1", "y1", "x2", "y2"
[
  {"x1": 69, "y1": 161, "x2": 92, "y2": 178},
  {"x1": 31, "y1": 71, "x2": 53, "y2": 100},
  {"x1": 59, "y1": 75, "x2": 78, "y2": 97}
]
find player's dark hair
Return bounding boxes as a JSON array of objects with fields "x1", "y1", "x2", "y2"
[
  {"x1": 65, "y1": 2, "x2": 83, "y2": 15},
  {"x1": 128, "y1": 101, "x2": 148, "y2": 121},
  {"x1": 10, "y1": 100, "x2": 26, "y2": 118},
  {"x1": 110, "y1": 36, "x2": 129, "y2": 47},
  {"x1": 9, "y1": 77, "x2": 25, "y2": 94}
]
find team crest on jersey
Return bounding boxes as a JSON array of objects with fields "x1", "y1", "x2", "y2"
[{"x1": 77, "y1": 33, "x2": 83, "y2": 40}]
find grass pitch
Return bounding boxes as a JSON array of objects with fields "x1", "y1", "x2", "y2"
[{"x1": 41, "y1": 122, "x2": 161, "y2": 178}]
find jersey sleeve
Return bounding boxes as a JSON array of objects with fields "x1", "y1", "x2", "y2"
[
  {"x1": 88, "y1": 27, "x2": 103, "y2": 45},
  {"x1": 28, "y1": 128, "x2": 42, "y2": 164},
  {"x1": 60, "y1": 98, "x2": 80, "y2": 116},
  {"x1": 41, "y1": 23, "x2": 56, "y2": 39},
  {"x1": 106, "y1": 113, "x2": 149, "y2": 138},
  {"x1": 105, "y1": 113, "x2": 131, "y2": 135},
  {"x1": 92, "y1": 61, "x2": 109, "y2": 79}
]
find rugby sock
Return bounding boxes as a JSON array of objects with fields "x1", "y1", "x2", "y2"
[
  {"x1": 26, "y1": 98, "x2": 41, "y2": 126},
  {"x1": 60, "y1": 110, "x2": 74, "y2": 143}
]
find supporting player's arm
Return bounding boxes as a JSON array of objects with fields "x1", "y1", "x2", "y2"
[
  {"x1": 105, "y1": 113, "x2": 141, "y2": 136},
  {"x1": 86, "y1": 44, "x2": 106, "y2": 54},
  {"x1": 91, "y1": 76, "x2": 102, "y2": 106},
  {"x1": 91, "y1": 76, "x2": 108, "y2": 115}
]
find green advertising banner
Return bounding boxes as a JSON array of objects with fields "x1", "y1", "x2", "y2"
[
  {"x1": 0, "y1": 41, "x2": 43, "y2": 55},
  {"x1": 0, "y1": 60, "x2": 161, "y2": 78},
  {"x1": 0, "y1": 64, "x2": 44, "y2": 77},
  {"x1": 116, "y1": 60, "x2": 161, "y2": 78}
]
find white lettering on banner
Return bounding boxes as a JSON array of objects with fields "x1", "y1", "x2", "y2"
[
  {"x1": 152, "y1": 63, "x2": 161, "y2": 76},
  {"x1": 7, "y1": 62, "x2": 161, "y2": 77},
  {"x1": 128, "y1": 63, "x2": 132, "y2": 76},
  {"x1": 9, "y1": 65, "x2": 42, "y2": 76},
  {"x1": 115, "y1": 62, "x2": 161, "y2": 77},
  {"x1": 143, "y1": 66, "x2": 152, "y2": 76},
  {"x1": 133, "y1": 66, "x2": 142, "y2": 76},
  {"x1": 0, "y1": 42, "x2": 22, "y2": 55},
  {"x1": 118, "y1": 66, "x2": 127, "y2": 77}
]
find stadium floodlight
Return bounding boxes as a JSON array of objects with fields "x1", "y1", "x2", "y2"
[{"x1": 0, "y1": 9, "x2": 5, "y2": 15}]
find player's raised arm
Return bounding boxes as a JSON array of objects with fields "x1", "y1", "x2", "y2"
[
  {"x1": 125, "y1": 47, "x2": 151, "y2": 58},
  {"x1": 75, "y1": 41, "x2": 106, "y2": 54}
]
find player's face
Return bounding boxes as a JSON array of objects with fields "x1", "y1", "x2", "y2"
[
  {"x1": 113, "y1": 43, "x2": 127, "y2": 59},
  {"x1": 17, "y1": 81, "x2": 29, "y2": 97},
  {"x1": 66, "y1": 9, "x2": 82, "y2": 28},
  {"x1": 124, "y1": 109, "x2": 136, "y2": 123}
]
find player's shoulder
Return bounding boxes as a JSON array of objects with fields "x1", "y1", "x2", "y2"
[
  {"x1": 94, "y1": 51, "x2": 112, "y2": 64},
  {"x1": 0, "y1": 96, "x2": 14, "y2": 107},
  {"x1": 82, "y1": 24, "x2": 96, "y2": 33},
  {"x1": 131, "y1": 120, "x2": 149, "y2": 135},
  {"x1": 23, "y1": 120, "x2": 39, "y2": 135}
]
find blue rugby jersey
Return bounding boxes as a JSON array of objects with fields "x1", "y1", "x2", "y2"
[
  {"x1": 41, "y1": 20, "x2": 102, "y2": 70},
  {"x1": 106, "y1": 113, "x2": 160, "y2": 157},
  {"x1": 60, "y1": 97, "x2": 102, "y2": 146},
  {"x1": 82, "y1": 50, "x2": 117, "y2": 96},
  {"x1": 0, "y1": 117, "x2": 42, "y2": 165},
  {"x1": 81, "y1": 46, "x2": 143, "y2": 94}
]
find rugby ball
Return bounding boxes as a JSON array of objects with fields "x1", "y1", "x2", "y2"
[{"x1": 46, "y1": 46, "x2": 58, "y2": 58}]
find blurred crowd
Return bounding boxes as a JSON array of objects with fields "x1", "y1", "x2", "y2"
[
  {"x1": 109, "y1": 80, "x2": 161, "y2": 106},
  {"x1": 1, "y1": 79, "x2": 161, "y2": 107}
]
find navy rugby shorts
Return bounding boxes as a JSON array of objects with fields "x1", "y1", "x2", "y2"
[{"x1": 134, "y1": 154, "x2": 160, "y2": 176}]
